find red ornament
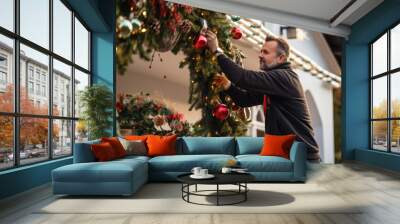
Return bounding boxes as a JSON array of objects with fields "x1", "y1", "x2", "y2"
[
  {"x1": 194, "y1": 35, "x2": 207, "y2": 49},
  {"x1": 213, "y1": 104, "x2": 229, "y2": 121},
  {"x1": 231, "y1": 27, "x2": 242, "y2": 40}
]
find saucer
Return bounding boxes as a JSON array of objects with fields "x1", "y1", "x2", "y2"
[{"x1": 190, "y1": 174, "x2": 215, "y2": 179}]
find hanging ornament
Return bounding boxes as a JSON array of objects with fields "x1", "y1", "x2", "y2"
[
  {"x1": 212, "y1": 104, "x2": 229, "y2": 121},
  {"x1": 117, "y1": 16, "x2": 133, "y2": 39},
  {"x1": 135, "y1": 0, "x2": 143, "y2": 8},
  {"x1": 194, "y1": 35, "x2": 207, "y2": 49},
  {"x1": 225, "y1": 96, "x2": 232, "y2": 103},
  {"x1": 131, "y1": 18, "x2": 142, "y2": 33},
  {"x1": 231, "y1": 15, "x2": 241, "y2": 22},
  {"x1": 194, "y1": 19, "x2": 208, "y2": 49},
  {"x1": 231, "y1": 27, "x2": 242, "y2": 40}
]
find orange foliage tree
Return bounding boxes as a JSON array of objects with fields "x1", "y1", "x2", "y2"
[{"x1": 0, "y1": 85, "x2": 59, "y2": 150}]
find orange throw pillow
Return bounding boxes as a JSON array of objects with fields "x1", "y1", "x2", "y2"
[
  {"x1": 124, "y1": 135, "x2": 148, "y2": 141},
  {"x1": 259, "y1": 134, "x2": 296, "y2": 159},
  {"x1": 91, "y1": 142, "x2": 117, "y2": 161},
  {"x1": 101, "y1": 137, "x2": 127, "y2": 158},
  {"x1": 146, "y1": 134, "x2": 177, "y2": 157}
]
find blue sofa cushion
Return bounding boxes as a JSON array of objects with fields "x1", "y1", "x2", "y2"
[
  {"x1": 53, "y1": 159, "x2": 147, "y2": 183},
  {"x1": 73, "y1": 140, "x2": 101, "y2": 163},
  {"x1": 149, "y1": 154, "x2": 235, "y2": 172},
  {"x1": 235, "y1": 137, "x2": 263, "y2": 155},
  {"x1": 179, "y1": 137, "x2": 235, "y2": 155},
  {"x1": 236, "y1": 155, "x2": 293, "y2": 172}
]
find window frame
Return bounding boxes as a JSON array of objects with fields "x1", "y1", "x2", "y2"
[
  {"x1": 370, "y1": 20, "x2": 400, "y2": 154},
  {"x1": 0, "y1": 0, "x2": 92, "y2": 171}
]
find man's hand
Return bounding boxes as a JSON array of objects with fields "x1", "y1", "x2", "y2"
[
  {"x1": 213, "y1": 74, "x2": 231, "y2": 91},
  {"x1": 205, "y1": 30, "x2": 219, "y2": 53}
]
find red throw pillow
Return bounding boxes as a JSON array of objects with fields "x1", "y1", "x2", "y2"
[
  {"x1": 101, "y1": 137, "x2": 126, "y2": 158},
  {"x1": 259, "y1": 134, "x2": 296, "y2": 159},
  {"x1": 146, "y1": 134, "x2": 177, "y2": 157},
  {"x1": 91, "y1": 142, "x2": 117, "y2": 161}
]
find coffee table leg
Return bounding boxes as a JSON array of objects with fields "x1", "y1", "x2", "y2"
[
  {"x1": 195, "y1": 184, "x2": 197, "y2": 192},
  {"x1": 217, "y1": 184, "x2": 219, "y2": 206},
  {"x1": 245, "y1": 183, "x2": 247, "y2": 201}
]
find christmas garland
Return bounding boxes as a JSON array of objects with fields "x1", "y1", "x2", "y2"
[{"x1": 116, "y1": 0, "x2": 250, "y2": 136}]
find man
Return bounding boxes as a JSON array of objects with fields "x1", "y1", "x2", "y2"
[{"x1": 206, "y1": 30, "x2": 320, "y2": 162}]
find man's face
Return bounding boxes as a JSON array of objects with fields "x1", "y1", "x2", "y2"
[{"x1": 259, "y1": 41, "x2": 286, "y2": 71}]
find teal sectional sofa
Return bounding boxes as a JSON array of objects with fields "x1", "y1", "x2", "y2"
[{"x1": 52, "y1": 137, "x2": 307, "y2": 196}]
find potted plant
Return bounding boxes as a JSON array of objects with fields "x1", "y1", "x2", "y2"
[{"x1": 79, "y1": 84, "x2": 113, "y2": 140}]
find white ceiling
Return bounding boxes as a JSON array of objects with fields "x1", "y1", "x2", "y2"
[{"x1": 168, "y1": 0, "x2": 383, "y2": 37}]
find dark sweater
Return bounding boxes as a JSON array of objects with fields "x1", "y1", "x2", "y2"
[{"x1": 218, "y1": 54, "x2": 320, "y2": 161}]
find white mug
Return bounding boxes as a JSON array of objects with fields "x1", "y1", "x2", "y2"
[
  {"x1": 200, "y1": 169, "x2": 208, "y2": 176},
  {"x1": 221, "y1": 167, "x2": 232, "y2": 174},
  {"x1": 191, "y1": 167, "x2": 202, "y2": 176}
]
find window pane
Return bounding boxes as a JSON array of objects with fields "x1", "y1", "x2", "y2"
[
  {"x1": 391, "y1": 72, "x2": 400, "y2": 118},
  {"x1": 391, "y1": 24, "x2": 400, "y2": 70},
  {"x1": 20, "y1": 0, "x2": 49, "y2": 49},
  {"x1": 53, "y1": 0, "x2": 72, "y2": 60},
  {"x1": 372, "y1": 76, "x2": 387, "y2": 119},
  {"x1": 0, "y1": 116, "x2": 14, "y2": 170},
  {"x1": 53, "y1": 119, "x2": 72, "y2": 158},
  {"x1": 20, "y1": 44, "x2": 49, "y2": 115},
  {"x1": 0, "y1": 35, "x2": 14, "y2": 112},
  {"x1": 20, "y1": 117, "x2": 49, "y2": 165},
  {"x1": 391, "y1": 120, "x2": 400, "y2": 153},
  {"x1": 74, "y1": 69, "x2": 89, "y2": 118},
  {"x1": 53, "y1": 59, "x2": 72, "y2": 117},
  {"x1": 372, "y1": 121, "x2": 388, "y2": 151},
  {"x1": 75, "y1": 120, "x2": 88, "y2": 143},
  {"x1": 0, "y1": 0, "x2": 14, "y2": 31},
  {"x1": 372, "y1": 33, "x2": 387, "y2": 76},
  {"x1": 74, "y1": 18, "x2": 89, "y2": 70}
]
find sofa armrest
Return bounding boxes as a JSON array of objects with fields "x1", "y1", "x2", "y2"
[
  {"x1": 73, "y1": 140, "x2": 100, "y2": 163},
  {"x1": 289, "y1": 141, "x2": 307, "y2": 181}
]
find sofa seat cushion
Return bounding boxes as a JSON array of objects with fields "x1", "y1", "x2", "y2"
[
  {"x1": 52, "y1": 159, "x2": 147, "y2": 183},
  {"x1": 236, "y1": 155, "x2": 293, "y2": 172},
  {"x1": 149, "y1": 154, "x2": 235, "y2": 172}
]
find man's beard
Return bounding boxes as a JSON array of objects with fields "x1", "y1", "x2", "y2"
[{"x1": 260, "y1": 58, "x2": 280, "y2": 71}]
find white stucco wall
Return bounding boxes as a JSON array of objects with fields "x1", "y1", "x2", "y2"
[{"x1": 117, "y1": 51, "x2": 202, "y2": 124}]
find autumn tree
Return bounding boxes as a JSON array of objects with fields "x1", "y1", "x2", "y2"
[
  {"x1": 372, "y1": 99, "x2": 400, "y2": 143},
  {"x1": 0, "y1": 84, "x2": 59, "y2": 151}
]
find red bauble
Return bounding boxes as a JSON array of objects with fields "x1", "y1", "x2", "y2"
[
  {"x1": 212, "y1": 104, "x2": 229, "y2": 121},
  {"x1": 231, "y1": 27, "x2": 242, "y2": 40},
  {"x1": 194, "y1": 35, "x2": 207, "y2": 49}
]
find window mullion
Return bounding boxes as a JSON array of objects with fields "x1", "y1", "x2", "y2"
[
  {"x1": 49, "y1": 0, "x2": 54, "y2": 160},
  {"x1": 71, "y1": 10, "x2": 76, "y2": 154},
  {"x1": 388, "y1": 30, "x2": 391, "y2": 152},
  {"x1": 13, "y1": 0, "x2": 20, "y2": 167}
]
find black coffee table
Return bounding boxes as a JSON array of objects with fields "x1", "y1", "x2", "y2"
[{"x1": 177, "y1": 172, "x2": 255, "y2": 206}]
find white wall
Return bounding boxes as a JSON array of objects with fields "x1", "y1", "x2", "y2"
[
  {"x1": 297, "y1": 69, "x2": 335, "y2": 163},
  {"x1": 117, "y1": 51, "x2": 202, "y2": 124}
]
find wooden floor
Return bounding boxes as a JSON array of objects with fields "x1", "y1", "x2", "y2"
[{"x1": 1, "y1": 162, "x2": 400, "y2": 224}]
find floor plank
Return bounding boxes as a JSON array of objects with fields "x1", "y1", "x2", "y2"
[{"x1": 1, "y1": 162, "x2": 400, "y2": 224}]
